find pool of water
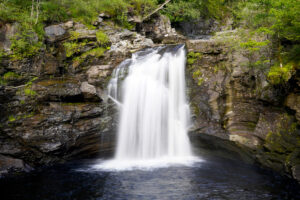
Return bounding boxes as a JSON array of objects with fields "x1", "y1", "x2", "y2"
[{"x1": 1, "y1": 154, "x2": 299, "y2": 200}]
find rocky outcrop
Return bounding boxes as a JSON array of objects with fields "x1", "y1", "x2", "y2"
[
  {"x1": 0, "y1": 20, "x2": 153, "y2": 176},
  {"x1": 186, "y1": 36, "x2": 300, "y2": 182},
  {"x1": 138, "y1": 14, "x2": 185, "y2": 44},
  {"x1": 0, "y1": 22, "x2": 19, "y2": 52}
]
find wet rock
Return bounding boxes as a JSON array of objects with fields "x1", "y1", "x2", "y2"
[
  {"x1": 138, "y1": 15, "x2": 183, "y2": 44},
  {"x1": 45, "y1": 24, "x2": 67, "y2": 42},
  {"x1": 286, "y1": 93, "x2": 300, "y2": 122},
  {"x1": 0, "y1": 23, "x2": 19, "y2": 52},
  {"x1": 2, "y1": 102, "x2": 116, "y2": 166},
  {"x1": 87, "y1": 65, "x2": 113, "y2": 85},
  {"x1": 0, "y1": 155, "x2": 29, "y2": 176},
  {"x1": 80, "y1": 81, "x2": 100, "y2": 101},
  {"x1": 292, "y1": 165, "x2": 300, "y2": 183},
  {"x1": 108, "y1": 29, "x2": 154, "y2": 55},
  {"x1": 186, "y1": 39, "x2": 224, "y2": 54},
  {"x1": 72, "y1": 29, "x2": 97, "y2": 40},
  {"x1": 33, "y1": 78, "x2": 83, "y2": 101},
  {"x1": 42, "y1": 53, "x2": 59, "y2": 75},
  {"x1": 176, "y1": 18, "x2": 219, "y2": 39},
  {"x1": 186, "y1": 33, "x2": 300, "y2": 181}
]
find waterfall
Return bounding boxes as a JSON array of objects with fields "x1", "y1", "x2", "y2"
[{"x1": 95, "y1": 45, "x2": 197, "y2": 170}]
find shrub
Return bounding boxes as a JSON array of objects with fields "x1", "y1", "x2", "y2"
[
  {"x1": 3, "y1": 72, "x2": 21, "y2": 80},
  {"x1": 96, "y1": 31, "x2": 110, "y2": 46},
  {"x1": 267, "y1": 63, "x2": 295, "y2": 85}
]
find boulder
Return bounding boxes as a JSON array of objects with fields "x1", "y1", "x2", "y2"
[
  {"x1": 109, "y1": 30, "x2": 154, "y2": 55},
  {"x1": 285, "y1": 93, "x2": 300, "y2": 122},
  {"x1": 45, "y1": 24, "x2": 67, "y2": 42},
  {"x1": 139, "y1": 15, "x2": 177, "y2": 42},
  {"x1": 0, "y1": 155, "x2": 29, "y2": 176},
  {"x1": 72, "y1": 29, "x2": 97, "y2": 40},
  {"x1": 63, "y1": 21, "x2": 74, "y2": 29},
  {"x1": 80, "y1": 81, "x2": 100, "y2": 101},
  {"x1": 292, "y1": 165, "x2": 300, "y2": 183},
  {"x1": 0, "y1": 23, "x2": 19, "y2": 52},
  {"x1": 87, "y1": 65, "x2": 113, "y2": 85}
]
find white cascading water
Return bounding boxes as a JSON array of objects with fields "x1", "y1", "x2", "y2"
[{"x1": 94, "y1": 45, "x2": 198, "y2": 170}]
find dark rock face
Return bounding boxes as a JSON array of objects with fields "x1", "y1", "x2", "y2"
[
  {"x1": 186, "y1": 37, "x2": 300, "y2": 182},
  {"x1": 0, "y1": 21, "x2": 140, "y2": 176},
  {"x1": 174, "y1": 18, "x2": 220, "y2": 39},
  {"x1": 138, "y1": 14, "x2": 185, "y2": 44}
]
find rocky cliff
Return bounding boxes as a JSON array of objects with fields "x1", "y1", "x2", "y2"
[
  {"x1": 185, "y1": 32, "x2": 300, "y2": 182},
  {"x1": 0, "y1": 15, "x2": 162, "y2": 175},
  {"x1": 0, "y1": 14, "x2": 299, "y2": 184}
]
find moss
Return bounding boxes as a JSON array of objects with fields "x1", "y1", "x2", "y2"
[
  {"x1": 191, "y1": 103, "x2": 200, "y2": 116},
  {"x1": 26, "y1": 77, "x2": 38, "y2": 86},
  {"x1": 8, "y1": 115, "x2": 16, "y2": 122},
  {"x1": 3, "y1": 72, "x2": 21, "y2": 80},
  {"x1": 82, "y1": 47, "x2": 106, "y2": 58},
  {"x1": 187, "y1": 58, "x2": 196, "y2": 65},
  {"x1": 213, "y1": 63, "x2": 227, "y2": 73},
  {"x1": 63, "y1": 41, "x2": 87, "y2": 58},
  {"x1": 265, "y1": 131, "x2": 286, "y2": 153},
  {"x1": 96, "y1": 30, "x2": 110, "y2": 46},
  {"x1": 73, "y1": 47, "x2": 106, "y2": 65},
  {"x1": 267, "y1": 63, "x2": 295, "y2": 85},
  {"x1": 20, "y1": 100, "x2": 25, "y2": 105},
  {"x1": 22, "y1": 112, "x2": 35, "y2": 119},
  {"x1": 0, "y1": 77, "x2": 7, "y2": 86},
  {"x1": 197, "y1": 78, "x2": 204, "y2": 86},
  {"x1": 187, "y1": 51, "x2": 202, "y2": 65},
  {"x1": 265, "y1": 116, "x2": 300, "y2": 155},
  {"x1": 192, "y1": 69, "x2": 204, "y2": 86},
  {"x1": 69, "y1": 31, "x2": 81, "y2": 40},
  {"x1": 24, "y1": 88, "x2": 37, "y2": 97},
  {"x1": 37, "y1": 78, "x2": 77, "y2": 87}
]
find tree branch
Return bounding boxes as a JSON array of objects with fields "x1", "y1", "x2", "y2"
[{"x1": 142, "y1": 0, "x2": 171, "y2": 22}]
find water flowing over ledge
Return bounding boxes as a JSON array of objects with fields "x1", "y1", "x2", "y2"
[{"x1": 93, "y1": 45, "x2": 202, "y2": 171}]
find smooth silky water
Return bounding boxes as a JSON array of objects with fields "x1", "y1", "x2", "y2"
[
  {"x1": 1, "y1": 45, "x2": 300, "y2": 200},
  {"x1": 95, "y1": 44, "x2": 199, "y2": 170}
]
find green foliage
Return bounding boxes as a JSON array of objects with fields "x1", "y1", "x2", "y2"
[
  {"x1": 0, "y1": 50, "x2": 7, "y2": 62},
  {"x1": 10, "y1": 34, "x2": 43, "y2": 60},
  {"x1": 3, "y1": 72, "x2": 21, "y2": 80},
  {"x1": 0, "y1": 0, "x2": 158, "y2": 37},
  {"x1": 239, "y1": 36, "x2": 271, "y2": 69},
  {"x1": 240, "y1": 39, "x2": 270, "y2": 53},
  {"x1": 96, "y1": 31, "x2": 110, "y2": 46},
  {"x1": 234, "y1": 0, "x2": 300, "y2": 64},
  {"x1": 192, "y1": 69, "x2": 204, "y2": 86},
  {"x1": 8, "y1": 112, "x2": 35, "y2": 122},
  {"x1": 163, "y1": 0, "x2": 226, "y2": 22},
  {"x1": 40, "y1": 1, "x2": 69, "y2": 23},
  {"x1": 8, "y1": 115, "x2": 16, "y2": 122},
  {"x1": 73, "y1": 47, "x2": 106, "y2": 65},
  {"x1": 267, "y1": 63, "x2": 295, "y2": 85},
  {"x1": 24, "y1": 88, "x2": 37, "y2": 97},
  {"x1": 63, "y1": 42, "x2": 84, "y2": 58},
  {"x1": 187, "y1": 52, "x2": 202, "y2": 65}
]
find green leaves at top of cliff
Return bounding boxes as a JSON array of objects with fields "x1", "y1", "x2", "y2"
[
  {"x1": 0, "y1": 0, "x2": 159, "y2": 59},
  {"x1": 235, "y1": 0, "x2": 300, "y2": 43},
  {"x1": 233, "y1": 0, "x2": 300, "y2": 85},
  {"x1": 0, "y1": 0, "x2": 159, "y2": 26},
  {"x1": 162, "y1": 0, "x2": 227, "y2": 22}
]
